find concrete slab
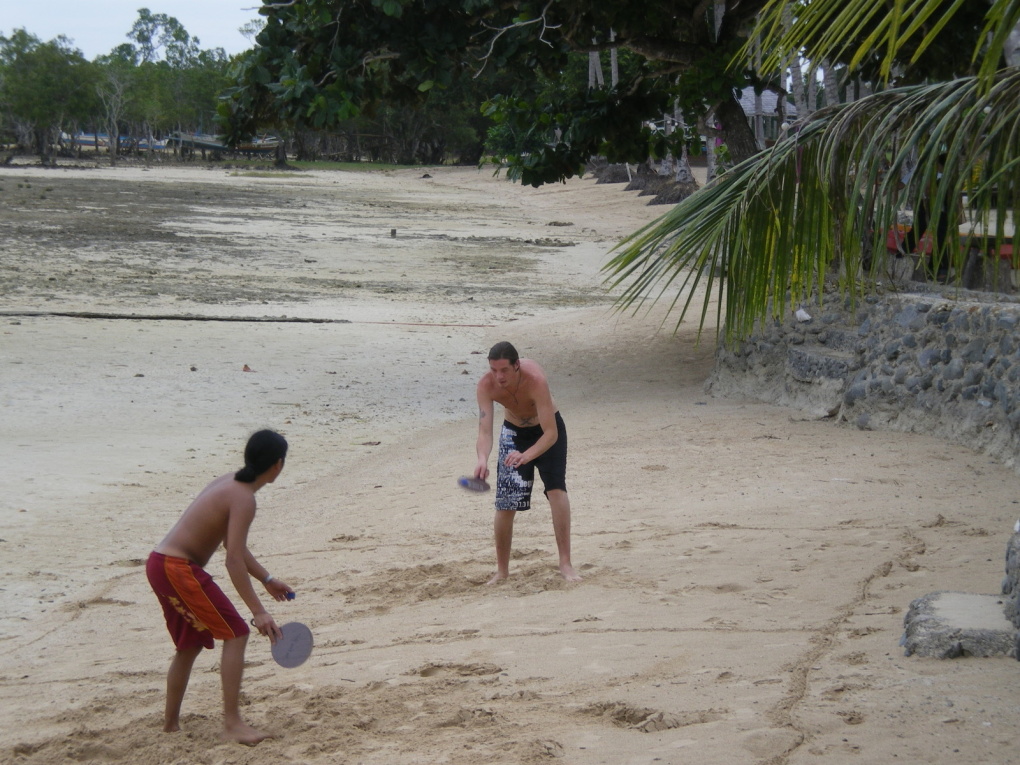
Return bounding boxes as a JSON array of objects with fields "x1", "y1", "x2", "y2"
[{"x1": 901, "y1": 591, "x2": 1017, "y2": 658}]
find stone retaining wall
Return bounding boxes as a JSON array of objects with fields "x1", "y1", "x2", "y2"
[
  {"x1": 707, "y1": 288, "x2": 1020, "y2": 474},
  {"x1": 1006, "y1": 532, "x2": 1020, "y2": 629}
]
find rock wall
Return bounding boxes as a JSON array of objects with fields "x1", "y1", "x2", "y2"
[
  {"x1": 1006, "y1": 532, "x2": 1020, "y2": 629},
  {"x1": 707, "y1": 287, "x2": 1020, "y2": 474}
]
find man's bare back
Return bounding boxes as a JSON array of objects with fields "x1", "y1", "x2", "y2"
[{"x1": 155, "y1": 474, "x2": 256, "y2": 566}]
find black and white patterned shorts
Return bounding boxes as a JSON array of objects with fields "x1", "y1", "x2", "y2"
[{"x1": 495, "y1": 412, "x2": 567, "y2": 511}]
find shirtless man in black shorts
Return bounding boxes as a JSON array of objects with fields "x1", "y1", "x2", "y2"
[{"x1": 474, "y1": 341, "x2": 581, "y2": 583}]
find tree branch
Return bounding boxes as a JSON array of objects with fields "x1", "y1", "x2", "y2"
[
  {"x1": 474, "y1": 1, "x2": 561, "y2": 77},
  {"x1": 606, "y1": 34, "x2": 699, "y2": 65}
]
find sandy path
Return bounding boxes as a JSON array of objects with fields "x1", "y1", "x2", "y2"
[{"x1": 1, "y1": 163, "x2": 1018, "y2": 765}]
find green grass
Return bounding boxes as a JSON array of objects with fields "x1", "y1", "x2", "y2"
[
  {"x1": 228, "y1": 171, "x2": 305, "y2": 178},
  {"x1": 220, "y1": 157, "x2": 416, "y2": 173},
  {"x1": 289, "y1": 159, "x2": 408, "y2": 172}
]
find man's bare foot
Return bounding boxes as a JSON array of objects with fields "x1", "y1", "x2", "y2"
[
  {"x1": 163, "y1": 722, "x2": 181, "y2": 733},
  {"x1": 486, "y1": 571, "x2": 508, "y2": 584},
  {"x1": 221, "y1": 721, "x2": 274, "y2": 745},
  {"x1": 559, "y1": 563, "x2": 581, "y2": 582}
]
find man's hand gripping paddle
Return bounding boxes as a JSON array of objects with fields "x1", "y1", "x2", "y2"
[{"x1": 458, "y1": 476, "x2": 490, "y2": 492}]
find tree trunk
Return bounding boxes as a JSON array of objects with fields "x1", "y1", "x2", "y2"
[
  {"x1": 109, "y1": 119, "x2": 119, "y2": 167},
  {"x1": 1007, "y1": 21, "x2": 1020, "y2": 66},
  {"x1": 714, "y1": 95, "x2": 760, "y2": 165},
  {"x1": 588, "y1": 49, "x2": 604, "y2": 89},
  {"x1": 35, "y1": 126, "x2": 50, "y2": 163},
  {"x1": 822, "y1": 62, "x2": 840, "y2": 108},
  {"x1": 789, "y1": 58, "x2": 808, "y2": 116},
  {"x1": 673, "y1": 107, "x2": 697, "y2": 187},
  {"x1": 753, "y1": 88, "x2": 764, "y2": 149},
  {"x1": 750, "y1": 35, "x2": 765, "y2": 148},
  {"x1": 699, "y1": 114, "x2": 718, "y2": 180},
  {"x1": 610, "y1": 29, "x2": 618, "y2": 88},
  {"x1": 806, "y1": 64, "x2": 817, "y2": 116},
  {"x1": 783, "y1": 5, "x2": 808, "y2": 116}
]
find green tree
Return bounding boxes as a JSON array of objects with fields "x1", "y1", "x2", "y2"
[
  {"x1": 123, "y1": 60, "x2": 174, "y2": 141},
  {"x1": 0, "y1": 30, "x2": 98, "y2": 160},
  {"x1": 118, "y1": 9, "x2": 232, "y2": 139},
  {"x1": 95, "y1": 66, "x2": 130, "y2": 164},
  {"x1": 175, "y1": 49, "x2": 232, "y2": 132},
  {"x1": 480, "y1": 46, "x2": 685, "y2": 185},
  {"x1": 129, "y1": 8, "x2": 201, "y2": 66},
  {"x1": 604, "y1": 0, "x2": 1020, "y2": 343},
  {"x1": 219, "y1": 0, "x2": 770, "y2": 177},
  {"x1": 1, "y1": 14, "x2": 241, "y2": 163}
]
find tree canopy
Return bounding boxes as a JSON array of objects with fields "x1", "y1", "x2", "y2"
[
  {"x1": 220, "y1": 0, "x2": 771, "y2": 182},
  {"x1": 0, "y1": 30, "x2": 98, "y2": 157},
  {"x1": 0, "y1": 11, "x2": 235, "y2": 159}
]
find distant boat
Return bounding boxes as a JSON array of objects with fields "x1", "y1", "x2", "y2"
[
  {"x1": 69, "y1": 132, "x2": 112, "y2": 148},
  {"x1": 239, "y1": 135, "x2": 281, "y2": 155},
  {"x1": 167, "y1": 132, "x2": 226, "y2": 151},
  {"x1": 168, "y1": 132, "x2": 280, "y2": 155},
  {"x1": 66, "y1": 132, "x2": 167, "y2": 151},
  {"x1": 135, "y1": 137, "x2": 168, "y2": 151}
]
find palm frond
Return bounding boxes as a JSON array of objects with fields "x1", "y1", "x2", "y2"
[
  {"x1": 603, "y1": 70, "x2": 1020, "y2": 344},
  {"x1": 749, "y1": 0, "x2": 1020, "y2": 87}
]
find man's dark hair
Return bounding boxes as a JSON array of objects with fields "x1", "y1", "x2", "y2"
[
  {"x1": 488, "y1": 341, "x2": 519, "y2": 365},
  {"x1": 235, "y1": 430, "x2": 288, "y2": 483}
]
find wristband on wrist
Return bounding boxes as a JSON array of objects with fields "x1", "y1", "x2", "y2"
[{"x1": 263, "y1": 574, "x2": 274, "y2": 584}]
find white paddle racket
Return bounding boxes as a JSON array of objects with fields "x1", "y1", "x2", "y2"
[{"x1": 271, "y1": 621, "x2": 314, "y2": 668}]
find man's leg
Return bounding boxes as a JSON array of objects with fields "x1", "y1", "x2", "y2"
[
  {"x1": 488, "y1": 509, "x2": 516, "y2": 583},
  {"x1": 220, "y1": 633, "x2": 272, "y2": 744},
  {"x1": 548, "y1": 489, "x2": 581, "y2": 581},
  {"x1": 164, "y1": 645, "x2": 202, "y2": 732}
]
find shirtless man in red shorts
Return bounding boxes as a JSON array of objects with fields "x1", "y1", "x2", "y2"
[
  {"x1": 146, "y1": 430, "x2": 294, "y2": 744},
  {"x1": 474, "y1": 341, "x2": 581, "y2": 583}
]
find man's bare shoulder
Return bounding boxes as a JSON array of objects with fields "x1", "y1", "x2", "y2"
[
  {"x1": 157, "y1": 474, "x2": 255, "y2": 562},
  {"x1": 197, "y1": 473, "x2": 257, "y2": 509},
  {"x1": 519, "y1": 359, "x2": 549, "y2": 386},
  {"x1": 477, "y1": 371, "x2": 499, "y2": 397}
]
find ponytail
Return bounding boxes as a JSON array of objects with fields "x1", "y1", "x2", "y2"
[
  {"x1": 234, "y1": 430, "x2": 288, "y2": 483},
  {"x1": 234, "y1": 465, "x2": 260, "y2": 482}
]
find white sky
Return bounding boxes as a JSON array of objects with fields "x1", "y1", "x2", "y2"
[{"x1": 0, "y1": 0, "x2": 261, "y2": 60}]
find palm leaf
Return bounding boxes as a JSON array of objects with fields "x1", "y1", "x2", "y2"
[
  {"x1": 603, "y1": 70, "x2": 1020, "y2": 344},
  {"x1": 750, "y1": 0, "x2": 1020, "y2": 87}
]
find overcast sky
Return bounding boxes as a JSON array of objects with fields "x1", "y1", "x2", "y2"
[{"x1": 0, "y1": 0, "x2": 260, "y2": 59}]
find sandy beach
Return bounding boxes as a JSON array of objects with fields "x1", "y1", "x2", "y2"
[{"x1": 1, "y1": 162, "x2": 1019, "y2": 765}]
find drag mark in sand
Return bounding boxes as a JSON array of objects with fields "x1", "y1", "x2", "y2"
[
  {"x1": 759, "y1": 557, "x2": 896, "y2": 765},
  {"x1": 0, "y1": 310, "x2": 495, "y2": 328}
]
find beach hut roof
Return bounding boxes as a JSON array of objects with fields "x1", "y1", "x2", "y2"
[{"x1": 739, "y1": 87, "x2": 797, "y2": 117}]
